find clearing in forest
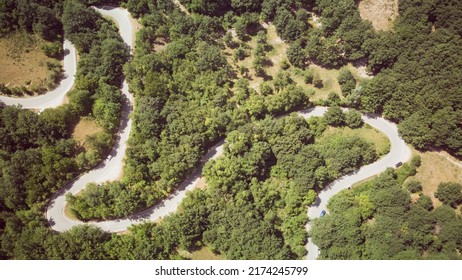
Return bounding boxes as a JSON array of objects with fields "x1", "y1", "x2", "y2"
[
  {"x1": 318, "y1": 125, "x2": 390, "y2": 157},
  {"x1": 409, "y1": 151, "x2": 462, "y2": 210},
  {"x1": 0, "y1": 32, "x2": 60, "y2": 88},
  {"x1": 358, "y1": 0, "x2": 399, "y2": 31},
  {"x1": 226, "y1": 23, "x2": 289, "y2": 90},
  {"x1": 72, "y1": 118, "x2": 104, "y2": 149},
  {"x1": 226, "y1": 22, "x2": 366, "y2": 102},
  {"x1": 184, "y1": 247, "x2": 223, "y2": 260}
]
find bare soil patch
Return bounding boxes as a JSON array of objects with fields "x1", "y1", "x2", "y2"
[
  {"x1": 173, "y1": 0, "x2": 190, "y2": 15},
  {"x1": 358, "y1": 0, "x2": 399, "y2": 31}
]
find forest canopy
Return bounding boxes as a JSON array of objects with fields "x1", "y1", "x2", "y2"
[
  {"x1": 1, "y1": 0, "x2": 461, "y2": 260},
  {"x1": 310, "y1": 169, "x2": 462, "y2": 260}
]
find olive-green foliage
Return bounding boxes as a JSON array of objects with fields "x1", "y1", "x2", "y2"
[
  {"x1": 0, "y1": 104, "x2": 81, "y2": 211},
  {"x1": 62, "y1": 1, "x2": 102, "y2": 53},
  {"x1": 406, "y1": 180, "x2": 422, "y2": 193},
  {"x1": 325, "y1": 92, "x2": 341, "y2": 106},
  {"x1": 273, "y1": 8, "x2": 310, "y2": 42},
  {"x1": 313, "y1": 74, "x2": 323, "y2": 88},
  {"x1": 324, "y1": 106, "x2": 345, "y2": 126},
  {"x1": 0, "y1": 0, "x2": 63, "y2": 40},
  {"x1": 311, "y1": 169, "x2": 462, "y2": 259},
  {"x1": 277, "y1": 0, "x2": 462, "y2": 160},
  {"x1": 5, "y1": 0, "x2": 461, "y2": 260},
  {"x1": 416, "y1": 195, "x2": 433, "y2": 211},
  {"x1": 41, "y1": 42, "x2": 63, "y2": 59},
  {"x1": 337, "y1": 68, "x2": 356, "y2": 96},
  {"x1": 194, "y1": 114, "x2": 377, "y2": 258},
  {"x1": 435, "y1": 182, "x2": 462, "y2": 208},
  {"x1": 411, "y1": 155, "x2": 422, "y2": 167},
  {"x1": 394, "y1": 162, "x2": 417, "y2": 184},
  {"x1": 287, "y1": 39, "x2": 306, "y2": 68},
  {"x1": 63, "y1": 1, "x2": 129, "y2": 131},
  {"x1": 68, "y1": 3, "x2": 310, "y2": 221},
  {"x1": 316, "y1": 133, "x2": 376, "y2": 178},
  {"x1": 0, "y1": 1, "x2": 128, "y2": 260},
  {"x1": 344, "y1": 109, "x2": 363, "y2": 129},
  {"x1": 358, "y1": 0, "x2": 462, "y2": 157}
]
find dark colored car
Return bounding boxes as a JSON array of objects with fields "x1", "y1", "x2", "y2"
[
  {"x1": 395, "y1": 162, "x2": 403, "y2": 168},
  {"x1": 320, "y1": 210, "x2": 327, "y2": 217}
]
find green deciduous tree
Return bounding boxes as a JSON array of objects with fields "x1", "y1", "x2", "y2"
[
  {"x1": 435, "y1": 182, "x2": 462, "y2": 208},
  {"x1": 324, "y1": 106, "x2": 345, "y2": 126},
  {"x1": 344, "y1": 109, "x2": 363, "y2": 128}
]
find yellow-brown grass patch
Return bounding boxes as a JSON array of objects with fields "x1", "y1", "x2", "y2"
[
  {"x1": 358, "y1": 0, "x2": 399, "y2": 31},
  {"x1": 188, "y1": 247, "x2": 223, "y2": 260},
  {"x1": 0, "y1": 32, "x2": 59, "y2": 87},
  {"x1": 226, "y1": 23, "x2": 290, "y2": 91},
  {"x1": 196, "y1": 177, "x2": 207, "y2": 190},
  {"x1": 72, "y1": 118, "x2": 104, "y2": 149},
  {"x1": 409, "y1": 150, "x2": 462, "y2": 209}
]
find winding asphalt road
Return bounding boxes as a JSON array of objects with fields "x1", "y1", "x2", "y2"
[
  {"x1": 0, "y1": 40, "x2": 77, "y2": 110},
  {"x1": 301, "y1": 107, "x2": 412, "y2": 260},
  {"x1": 46, "y1": 7, "x2": 136, "y2": 231},
  {"x1": 29, "y1": 7, "x2": 412, "y2": 260}
]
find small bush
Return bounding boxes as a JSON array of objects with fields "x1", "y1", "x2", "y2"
[
  {"x1": 416, "y1": 195, "x2": 433, "y2": 210},
  {"x1": 326, "y1": 92, "x2": 341, "y2": 106},
  {"x1": 234, "y1": 46, "x2": 248, "y2": 61},
  {"x1": 435, "y1": 182, "x2": 462, "y2": 208},
  {"x1": 395, "y1": 163, "x2": 417, "y2": 184},
  {"x1": 0, "y1": 83, "x2": 12, "y2": 95},
  {"x1": 410, "y1": 155, "x2": 421, "y2": 168},
  {"x1": 406, "y1": 180, "x2": 422, "y2": 193},
  {"x1": 259, "y1": 82, "x2": 273, "y2": 96},
  {"x1": 345, "y1": 109, "x2": 363, "y2": 128},
  {"x1": 41, "y1": 42, "x2": 63, "y2": 59},
  {"x1": 304, "y1": 70, "x2": 314, "y2": 84},
  {"x1": 313, "y1": 74, "x2": 323, "y2": 88},
  {"x1": 324, "y1": 106, "x2": 345, "y2": 126}
]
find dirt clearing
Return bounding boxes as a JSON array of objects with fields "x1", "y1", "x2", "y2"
[{"x1": 358, "y1": 0, "x2": 399, "y2": 31}]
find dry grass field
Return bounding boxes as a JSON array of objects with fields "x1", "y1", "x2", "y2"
[
  {"x1": 188, "y1": 247, "x2": 223, "y2": 260},
  {"x1": 72, "y1": 118, "x2": 104, "y2": 149},
  {"x1": 409, "y1": 150, "x2": 462, "y2": 209},
  {"x1": 358, "y1": 0, "x2": 399, "y2": 31},
  {"x1": 0, "y1": 32, "x2": 59, "y2": 88}
]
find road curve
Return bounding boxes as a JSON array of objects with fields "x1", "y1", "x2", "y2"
[
  {"x1": 0, "y1": 40, "x2": 77, "y2": 110},
  {"x1": 302, "y1": 107, "x2": 412, "y2": 260},
  {"x1": 48, "y1": 104, "x2": 410, "y2": 236},
  {"x1": 46, "y1": 7, "x2": 136, "y2": 232},
  {"x1": 3, "y1": 5, "x2": 411, "y2": 259},
  {"x1": 43, "y1": 8, "x2": 412, "y2": 257}
]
